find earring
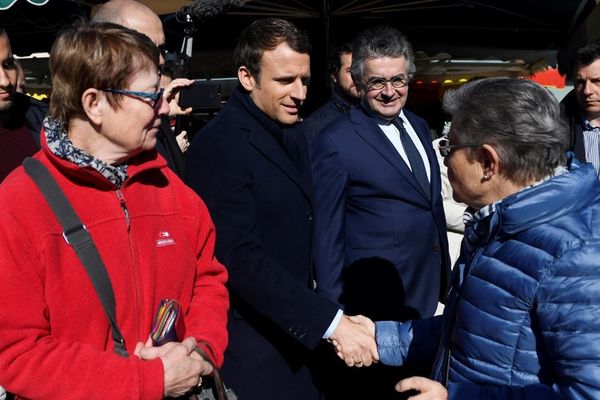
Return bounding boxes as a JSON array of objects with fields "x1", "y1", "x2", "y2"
[{"x1": 482, "y1": 174, "x2": 491, "y2": 182}]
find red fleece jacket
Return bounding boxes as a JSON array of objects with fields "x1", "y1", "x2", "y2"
[{"x1": 0, "y1": 137, "x2": 229, "y2": 399}]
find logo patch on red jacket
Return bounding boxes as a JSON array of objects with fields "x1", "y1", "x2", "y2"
[{"x1": 156, "y1": 231, "x2": 176, "y2": 247}]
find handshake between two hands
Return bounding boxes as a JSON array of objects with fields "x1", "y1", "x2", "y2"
[
  {"x1": 328, "y1": 314, "x2": 379, "y2": 367},
  {"x1": 327, "y1": 315, "x2": 449, "y2": 400}
]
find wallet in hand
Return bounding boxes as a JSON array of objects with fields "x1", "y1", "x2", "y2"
[{"x1": 150, "y1": 299, "x2": 184, "y2": 346}]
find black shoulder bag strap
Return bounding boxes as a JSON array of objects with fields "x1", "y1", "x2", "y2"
[{"x1": 22, "y1": 157, "x2": 128, "y2": 357}]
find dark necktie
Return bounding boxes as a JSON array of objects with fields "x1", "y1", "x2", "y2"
[{"x1": 393, "y1": 118, "x2": 430, "y2": 199}]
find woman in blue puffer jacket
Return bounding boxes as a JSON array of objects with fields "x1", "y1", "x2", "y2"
[{"x1": 370, "y1": 77, "x2": 600, "y2": 399}]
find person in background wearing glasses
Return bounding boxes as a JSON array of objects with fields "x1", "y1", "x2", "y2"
[
  {"x1": 0, "y1": 22, "x2": 229, "y2": 399},
  {"x1": 311, "y1": 25, "x2": 450, "y2": 400},
  {"x1": 347, "y1": 77, "x2": 600, "y2": 399},
  {"x1": 92, "y1": 0, "x2": 194, "y2": 178},
  {"x1": 560, "y1": 40, "x2": 600, "y2": 178}
]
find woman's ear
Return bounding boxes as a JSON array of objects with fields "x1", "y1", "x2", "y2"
[
  {"x1": 238, "y1": 66, "x2": 256, "y2": 92},
  {"x1": 479, "y1": 143, "x2": 501, "y2": 181},
  {"x1": 81, "y1": 88, "x2": 103, "y2": 125}
]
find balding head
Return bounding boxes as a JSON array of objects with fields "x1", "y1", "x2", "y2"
[{"x1": 93, "y1": 0, "x2": 165, "y2": 48}]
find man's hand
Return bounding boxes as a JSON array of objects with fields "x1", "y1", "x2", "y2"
[
  {"x1": 396, "y1": 377, "x2": 448, "y2": 400},
  {"x1": 329, "y1": 314, "x2": 379, "y2": 367},
  {"x1": 135, "y1": 336, "x2": 211, "y2": 397},
  {"x1": 164, "y1": 78, "x2": 195, "y2": 117},
  {"x1": 176, "y1": 130, "x2": 190, "y2": 153},
  {"x1": 348, "y1": 314, "x2": 375, "y2": 337}
]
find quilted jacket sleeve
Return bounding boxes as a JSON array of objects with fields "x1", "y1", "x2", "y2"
[
  {"x1": 376, "y1": 316, "x2": 442, "y2": 370},
  {"x1": 534, "y1": 240, "x2": 600, "y2": 399}
]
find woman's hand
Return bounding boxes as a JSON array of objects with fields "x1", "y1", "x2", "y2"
[
  {"x1": 135, "y1": 336, "x2": 210, "y2": 397},
  {"x1": 396, "y1": 376, "x2": 448, "y2": 400}
]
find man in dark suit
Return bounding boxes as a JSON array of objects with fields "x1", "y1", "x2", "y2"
[
  {"x1": 300, "y1": 42, "x2": 360, "y2": 150},
  {"x1": 560, "y1": 40, "x2": 600, "y2": 176},
  {"x1": 185, "y1": 18, "x2": 377, "y2": 400},
  {"x1": 311, "y1": 25, "x2": 451, "y2": 399}
]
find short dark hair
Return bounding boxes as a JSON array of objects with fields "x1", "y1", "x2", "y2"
[
  {"x1": 329, "y1": 42, "x2": 353, "y2": 75},
  {"x1": 233, "y1": 18, "x2": 310, "y2": 81},
  {"x1": 350, "y1": 25, "x2": 415, "y2": 88},
  {"x1": 49, "y1": 22, "x2": 159, "y2": 123},
  {"x1": 443, "y1": 77, "x2": 569, "y2": 185},
  {"x1": 573, "y1": 40, "x2": 600, "y2": 70}
]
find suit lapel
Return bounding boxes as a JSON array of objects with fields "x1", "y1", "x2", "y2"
[
  {"x1": 352, "y1": 108, "x2": 431, "y2": 202},
  {"x1": 247, "y1": 121, "x2": 313, "y2": 202}
]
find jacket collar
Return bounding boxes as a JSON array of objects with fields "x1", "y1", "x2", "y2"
[
  {"x1": 349, "y1": 105, "x2": 437, "y2": 203},
  {"x1": 41, "y1": 118, "x2": 167, "y2": 190},
  {"x1": 330, "y1": 87, "x2": 358, "y2": 114},
  {"x1": 464, "y1": 157, "x2": 598, "y2": 251},
  {"x1": 229, "y1": 87, "x2": 313, "y2": 202}
]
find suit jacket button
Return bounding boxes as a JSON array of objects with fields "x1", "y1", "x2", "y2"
[{"x1": 307, "y1": 213, "x2": 313, "y2": 221}]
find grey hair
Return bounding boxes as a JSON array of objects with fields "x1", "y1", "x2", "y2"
[
  {"x1": 442, "y1": 77, "x2": 569, "y2": 185},
  {"x1": 350, "y1": 25, "x2": 416, "y2": 88}
]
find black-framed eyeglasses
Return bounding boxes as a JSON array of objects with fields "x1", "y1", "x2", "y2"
[
  {"x1": 437, "y1": 137, "x2": 481, "y2": 158},
  {"x1": 366, "y1": 75, "x2": 408, "y2": 90},
  {"x1": 101, "y1": 88, "x2": 164, "y2": 109}
]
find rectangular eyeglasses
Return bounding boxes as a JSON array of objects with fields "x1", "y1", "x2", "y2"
[{"x1": 101, "y1": 88, "x2": 164, "y2": 109}]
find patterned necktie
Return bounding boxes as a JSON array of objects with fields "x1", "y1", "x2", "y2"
[{"x1": 393, "y1": 118, "x2": 430, "y2": 199}]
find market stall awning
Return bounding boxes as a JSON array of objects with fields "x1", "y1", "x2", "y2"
[{"x1": 0, "y1": 0, "x2": 47, "y2": 11}]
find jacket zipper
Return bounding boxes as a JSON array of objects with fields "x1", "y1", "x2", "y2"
[
  {"x1": 115, "y1": 189, "x2": 141, "y2": 341},
  {"x1": 441, "y1": 244, "x2": 486, "y2": 386},
  {"x1": 116, "y1": 190, "x2": 130, "y2": 230}
]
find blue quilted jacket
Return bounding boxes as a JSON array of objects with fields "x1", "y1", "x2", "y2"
[{"x1": 377, "y1": 158, "x2": 600, "y2": 399}]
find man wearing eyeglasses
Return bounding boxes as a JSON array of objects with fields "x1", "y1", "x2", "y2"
[
  {"x1": 311, "y1": 25, "x2": 450, "y2": 399},
  {"x1": 92, "y1": 0, "x2": 193, "y2": 178}
]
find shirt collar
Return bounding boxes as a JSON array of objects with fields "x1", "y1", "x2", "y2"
[
  {"x1": 360, "y1": 102, "x2": 405, "y2": 126},
  {"x1": 580, "y1": 114, "x2": 600, "y2": 130}
]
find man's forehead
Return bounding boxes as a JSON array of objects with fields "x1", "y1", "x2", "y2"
[
  {"x1": 259, "y1": 43, "x2": 310, "y2": 73},
  {"x1": 0, "y1": 32, "x2": 12, "y2": 54},
  {"x1": 363, "y1": 56, "x2": 407, "y2": 76}
]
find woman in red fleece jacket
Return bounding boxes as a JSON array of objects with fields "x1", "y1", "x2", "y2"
[{"x1": 0, "y1": 22, "x2": 229, "y2": 399}]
